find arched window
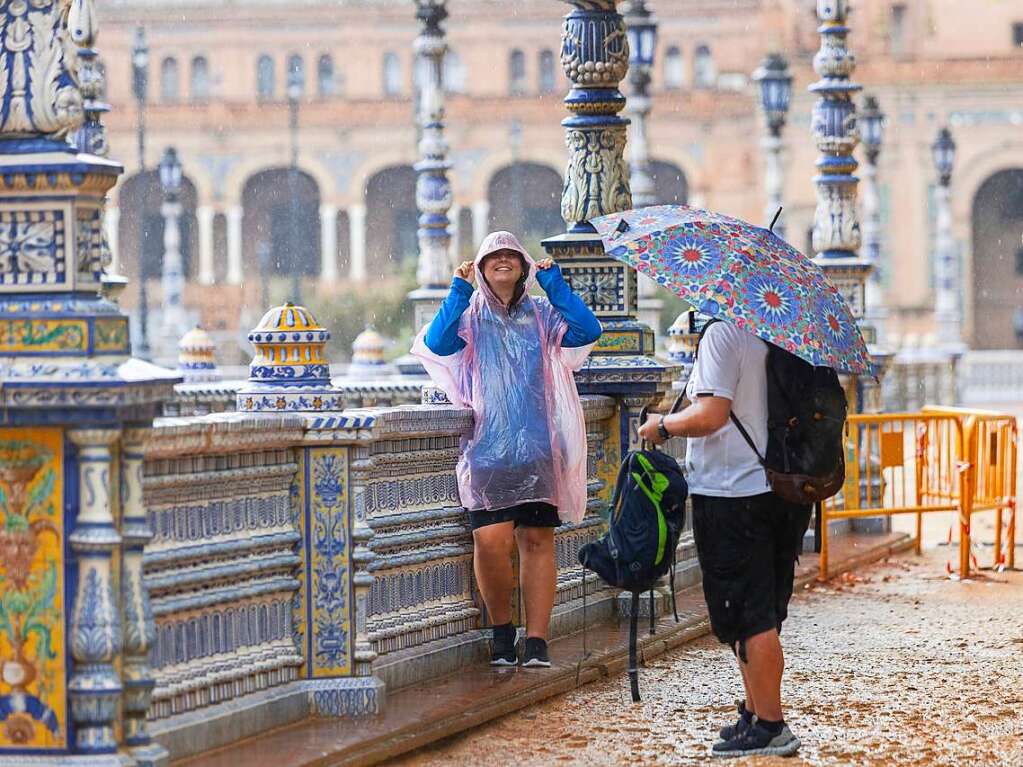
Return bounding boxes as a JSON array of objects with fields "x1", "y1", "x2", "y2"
[
  {"x1": 443, "y1": 50, "x2": 465, "y2": 94},
  {"x1": 191, "y1": 55, "x2": 210, "y2": 102},
  {"x1": 509, "y1": 49, "x2": 526, "y2": 95},
  {"x1": 538, "y1": 49, "x2": 556, "y2": 94},
  {"x1": 256, "y1": 55, "x2": 275, "y2": 100},
  {"x1": 160, "y1": 56, "x2": 179, "y2": 103},
  {"x1": 317, "y1": 54, "x2": 336, "y2": 97},
  {"x1": 383, "y1": 52, "x2": 402, "y2": 97},
  {"x1": 693, "y1": 44, "x2": 716, "y2": 89},
  {"x1": 286, "y1": 54, "x2": 305, "y2": 97},
  {"x1": 664, "y1": 46, "x2": 684, "y2": 90}
]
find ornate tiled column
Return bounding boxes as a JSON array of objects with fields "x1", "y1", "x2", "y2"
[
  {"x1": 120, "y1": 428, "x2": 168, "y2": 767},
  {"x1": 542, "y1": 0, "x2": 676, "y2": 440},
  {"x1": 158, "y1": 148, "x2": 188, "y2": 364},
  {"x1": 809, "y1": 0, "x2": 892, "y2": 410},
  {"x1": 67, "y1": 429, "x2": 123, "y2": 755},
  {"x1": 859, "y1": 94, "x2": 888, "y2": 347},
  {"x1": 398, "y1": 0, "x2": 454, "y2": 375},
  {"x1": 810, "y1": 1, "x2": 892, "y2": 536},
  {"x1": 0, "y1": 1, "x2": 178, "y2": 762}
]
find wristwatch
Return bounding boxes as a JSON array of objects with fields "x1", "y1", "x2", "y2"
[{"x1": 657, "y1": 416, "x2": 671, "y2": 441}]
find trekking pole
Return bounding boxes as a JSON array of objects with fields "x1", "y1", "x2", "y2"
[{"x1": 628, "y1": 591, "x2": 641, "y2": 702}]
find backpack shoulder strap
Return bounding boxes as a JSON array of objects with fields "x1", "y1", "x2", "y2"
[{"x1": 730, "y1": 412, "x2": 768, "y2": 469}]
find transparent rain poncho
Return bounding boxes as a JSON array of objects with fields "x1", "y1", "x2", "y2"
[{"x1": 412, "y1": 231, "x2": 594, "y2": 523}]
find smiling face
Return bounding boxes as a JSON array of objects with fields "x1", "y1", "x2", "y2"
[{"x1": 479, "y1": 249, "x2": 526, "y2": 289}]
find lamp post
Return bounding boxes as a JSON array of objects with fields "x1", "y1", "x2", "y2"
[
  {"x1": 287, "y1": 63, "x2": 303, "y2": 305},
  {"x1": 752, "y1": 52, "x2": 792, "y2": 240},
  {"x1": 132, "y1": 26, "x2": 152, "y2": 359},
  {"x1": 931, "y1": 126, "x2": 961, "y2": 349},
  {"x1": 159, "y1": 146, "x2": 187, "y2": 362},
  {"x1": 859, "y1": 94, "x2": 887, "y2": 344},
  {"x1": 625, "y1": 0, "x2": 663, "y2": 341}
]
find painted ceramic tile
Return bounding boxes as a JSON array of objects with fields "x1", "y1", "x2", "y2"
[{"x1": 0, "y1": 429, "x2": 66, "y2": 749}]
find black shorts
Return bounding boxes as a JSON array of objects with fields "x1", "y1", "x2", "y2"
[
  {"x1": 691, "y1": 493, "x2": 812, "y2": 647},
  {"x1": 470, "y1": 502, "x2": 561, "y2": 531}
]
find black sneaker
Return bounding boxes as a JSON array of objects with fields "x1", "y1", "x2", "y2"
[
  {"x1": 489, "y1": 623, "x2": 517, "y2": 666},
  {"x1": 712, "y1": 720, "x2": 800, "y2": 759},
  {"x1": 521, "y1": 637, "x2": 551, "y2": 668},
  {"x1": 718, "y1": 700, "x2": 753, "y2": 741}
]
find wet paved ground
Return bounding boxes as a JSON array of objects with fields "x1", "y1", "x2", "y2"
[{"x1": 394, "y1": 547, "x2": 1023, "y2": 767}]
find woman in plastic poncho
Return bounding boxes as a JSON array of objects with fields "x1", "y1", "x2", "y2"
[{"x1": 412, "y1": 231, "x2": 601, "y2": 667}]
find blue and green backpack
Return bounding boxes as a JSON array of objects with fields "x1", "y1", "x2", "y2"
[{"x1": 578, "y1": 446, "x2": 688, "y2": 701}]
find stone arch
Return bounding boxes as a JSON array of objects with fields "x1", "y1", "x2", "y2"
[
  {"x1": 241, "y1": 168, "x2": 322, "y2": 280},
  {"x1": 970, "y1": 168, "x2": 1023, "y2": 349},
  {"x1": 365, "y1": 165, "x2": 417, "y2": 277},
  {"x1": 116, "y1": 170, "x2": 199, "y2": 284},
  {"x1": 487, "y1": 162, "x2": 564, "y2": 252},
  {"x1": 223, "y1": 154, "x2": 336, "y2": 209}
]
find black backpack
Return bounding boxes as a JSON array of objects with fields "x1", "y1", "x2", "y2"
[
  {"x1": 578, "y1": 445, "x2": 688, "y2": 702},
  {"x1": 699, "y1": 320, "x2": 848, "y2": 505}
]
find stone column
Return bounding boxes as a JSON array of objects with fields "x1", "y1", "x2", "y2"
[
  {"x1": 226, "y1": 204, "x2": 244, "y2": 285},
  {"x1": 471, "y1": 200, "x2": 490, "y2": 248},
  {"x1": 120, "y1": 427, "x2": 169, "y2": 767},
  {"x1": 320, "y1": 203, "x2": 339, "y2": 283},
  {"x1": 68, "y1": 428, "x2": 123, "y2": 756},
  {"x1": 349, "y1": 203, "x2": 368, "y2": 281},
  {"x1": 859, "y1": 98, "x2": 888, "y2": 346},
  {"x1": 197, "y1": 205, "x2": 215, "y2": 285}
]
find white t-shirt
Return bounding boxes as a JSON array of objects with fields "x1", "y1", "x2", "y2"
[{"x1": 684, "y1": 321, "x2": 771, "y2": 497}]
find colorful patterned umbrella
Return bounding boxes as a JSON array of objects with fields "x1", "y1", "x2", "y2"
[{"x1": 590, "y1": 204, "x2": 872, "y2": 374}]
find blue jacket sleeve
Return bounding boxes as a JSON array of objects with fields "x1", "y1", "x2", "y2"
[
  {"x1": 423, "y1": 277, "x2": 473, "y2": 356},
  {"x1": 535, "y1": 264, "x2": 603, "y2": 348}
]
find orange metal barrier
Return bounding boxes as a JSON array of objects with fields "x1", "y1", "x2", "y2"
[{"x1": 818, "y1": 409, "x2": 1018, "y2": 581}]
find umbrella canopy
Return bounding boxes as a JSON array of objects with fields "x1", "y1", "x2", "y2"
[{"x1": 590, "y1": 204, "x2": 872, "y2": 375}]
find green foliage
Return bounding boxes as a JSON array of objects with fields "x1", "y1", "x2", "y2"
[{"x1": 26, "y1": 468, "x2": 54, "y2": 518}]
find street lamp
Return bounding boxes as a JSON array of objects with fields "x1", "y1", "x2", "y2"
[
  {"x1": 624, "y1": 1, "x2": 665, "y2": 350},
  {"x1": 932, "y1": 126, "x2": 956, "y2": 187},
  {"x1": 286, "y1": 60, "x2": 303, "y2": 305},
  {"x1": 131, "y1": 26, "x2": 151, "y2": 358},
  {"x1": 158, "y1": 146, "x2": 187, "y2": 361},
  {"x1": 931, "y1": 126, "x2": 961, "y2": 348},
  {"x1": 859, "y1": 94, "x2": 887, "y2": 342},
  {"x1": 752, "y1": 52, "x2": 792, "y2": 239}
]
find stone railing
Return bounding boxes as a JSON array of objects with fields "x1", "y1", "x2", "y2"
[
  {"x1": 137, "y1": 394, "x2": 671, "y2": 762},
  {"x1": 882, "y1": 348, "x2": 959, "y2": 411},
  {"x1": 959, "y1": 350, "x2": 1023, "y2": 405}
]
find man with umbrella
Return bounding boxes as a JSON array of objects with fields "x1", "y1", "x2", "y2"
[{"x1": 592, "y1": 204, "x2": 872, "y2": 758}]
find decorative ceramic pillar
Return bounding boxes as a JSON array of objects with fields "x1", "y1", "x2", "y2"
[
  {"x1": 68, "y1": 429, "x2": 123, "y2": 755},
  {"x1": 0, "y1": 1, "x2": 177, "y2": 761},
  {"x1": 226, "y1": 204, "x2": 244, "y2": 285},
  {"x1": 320, "y1": 203, "x2": 339, "y2": 283},
  {"x1": 120, "y1": 428, "x2": 168, "y2": 767},
  {"x1": 349, "y1": 203, "x2": 368, "y2": 281},
  {"x1": 197, "y1": 205, "x2": 215, "y2": 285},
  {"x1": 809, "y1": 3, "x2": 892, "y2": 537},
  {"x1": 105, "y1": 206, "x2": 121, "y2": 275},
  {"x1": 542, "y1": 0, "x2": 676, "y2": 437}
]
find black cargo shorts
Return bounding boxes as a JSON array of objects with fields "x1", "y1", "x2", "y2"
[{"x1": 691, "y1": 492, "x2": 812, "y2": 647}]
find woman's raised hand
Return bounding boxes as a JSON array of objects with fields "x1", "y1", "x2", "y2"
[
  {"x1": 454, "y1": 261, "x2": 475, "y2": 283},
  {"x1": 536, "y1": 258, "x2": 555, "y2": 271}
]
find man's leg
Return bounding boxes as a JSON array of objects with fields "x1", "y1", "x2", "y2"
[
  {"x1": 515, "y1": 525, "x2": 556, "y2": 639},
  {"x1": 472, "y1": 521, "x2": 516, "y2": 624},
  {"x1": 739, "y1": 628, "x2": 785, "y2": 722},
  {"x1": 738, "y1": 656, "x2": 757, "y2": 717}
]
